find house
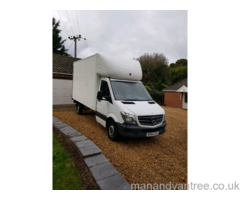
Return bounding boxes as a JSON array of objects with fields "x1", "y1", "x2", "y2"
[
  {"x1": 162, "y1": 78, "x2": 187, "y2": 109},
  {"x1": 53, "y1": 54, "x2": 80, "y2": 105}
]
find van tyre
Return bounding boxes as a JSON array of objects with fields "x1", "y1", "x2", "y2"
[
  {"x1": 76, "y1": 103, "x2": 83, "y2": 115},
  {"x1": 107, "y1": 120, "x2": 119, "y2": 141}
]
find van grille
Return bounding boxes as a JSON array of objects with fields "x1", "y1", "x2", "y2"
[{"x1": 138, "y1": 115, "x2": 163, "y2": 126}]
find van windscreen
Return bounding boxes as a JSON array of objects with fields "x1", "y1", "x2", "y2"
[{"x1": 111, "y1": 81, "x2": 152, "y2": 101}]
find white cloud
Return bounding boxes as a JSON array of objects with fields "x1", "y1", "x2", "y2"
[{"x1": 53, "y1": 10, "x2": 187, "y2": 64}]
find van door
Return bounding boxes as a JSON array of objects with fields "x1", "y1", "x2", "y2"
[{"x1": 96, "y1": 79, "x2": 112, "y2": 127}]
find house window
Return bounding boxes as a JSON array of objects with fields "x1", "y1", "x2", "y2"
[{"x1": 185, "y1": 93, "x2": 187, "y2": 103}]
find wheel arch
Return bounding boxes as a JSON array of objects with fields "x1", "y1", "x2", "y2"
[{"x1": 106, "y1": 113, "x2": 118, "y2": 127}]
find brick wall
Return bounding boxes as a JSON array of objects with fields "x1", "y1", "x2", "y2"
[
  {"x1": 164, "y1": 91, "x2": 183, "y2": 108},
  {"x1": 53, "y1": 73, "x2": 73, "y2": 80}
]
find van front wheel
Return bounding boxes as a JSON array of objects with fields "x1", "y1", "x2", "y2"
[{"x1": 107, "y1": 120, "x2": 119, "y2": 141}]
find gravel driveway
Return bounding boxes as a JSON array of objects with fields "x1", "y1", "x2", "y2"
[{"x1": 53, "y1": 106, "x2": 187, "y2": 188}]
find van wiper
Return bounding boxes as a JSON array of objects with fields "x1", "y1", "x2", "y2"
[
  {"x1": 122, "y1": 99, "x2": 140, "y2": 101},
  {"x1": 133, "y1": 99, "x2": 153, "y2": 101},
  {"x1": 122, "y1": 99, "x2": 153, "y2": 101}
]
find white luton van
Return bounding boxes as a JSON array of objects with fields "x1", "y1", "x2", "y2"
[{"x1": 72, "y1": 53, "x2": 167, "y2": 141}]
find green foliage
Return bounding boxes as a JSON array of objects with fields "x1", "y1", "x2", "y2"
[
  {"x1": 176, "y1": 59, "x2": 187, "y2": 67},
  {"x1": 153, "y1": 80, "x2": 168, "y2": 91},
  {"x1": 154, "y1": 80, "x2": 162, "y2": 90},
  {"x1": 152, "y1": 89, "x2": 164, "y2": 104},
  {"x1": 145, "y1": 85, "x2": 152, "y2": 94},
  {"x1": 53, "y1": 133, "x2": 82, "y2": 190},
  {"x1": 162, "y1": 84, "x2": 168, "y2": 89},
  {"x1": 169, "y1": 66, "x2": 187, "y2": 85},
  {"x1": 169, "y1": 63, "x2": 177, "y2": 68},
  {"x1": 168, "y1": 58, "x2": 188, "y2": 85},
  {"x1": 138, "y1": 52, "x2": 187, "y2": 89},
  {"x1": 138, "y1": 53, "x2": 170, "y2": 87},
  {"x1": 53, "y1": 18, "x2": 70, "y2": 56}
]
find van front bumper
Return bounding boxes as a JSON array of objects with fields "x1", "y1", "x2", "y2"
[{"x1": 116, "y1": 121, "x2": 167, "y2": 138}]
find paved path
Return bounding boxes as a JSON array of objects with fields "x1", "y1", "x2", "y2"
[{"x1": 53, "y1": 116, "x2": 131, "y2": 190}]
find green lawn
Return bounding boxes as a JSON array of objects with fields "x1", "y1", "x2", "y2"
[{"x1": 53, "y1": 133, "x2": 82, "y2": 190}]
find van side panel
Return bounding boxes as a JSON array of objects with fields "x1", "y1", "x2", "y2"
[
  {"x1": 72, "y1": 53, "x2": 142, "y2": 110},
  {"x1": 72, "y1": 55, "x2": 98, "y2": 110}
]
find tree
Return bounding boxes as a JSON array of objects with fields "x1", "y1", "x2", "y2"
[
  {"x1": 145, "y1": 85, "x2": 152, "y2": 94},
  {"x1": 154, "y1": 80, "x2": 168, "y2": 91},
  {"x1": 137, "y1": 53, "x2": 170, "y2": 87},
  {"x1": 169, "y1": 66, "x2": 187, "y2": 85},
  {"x1": 169, "y1": 58, "x2": 187, "y2": 68},
  {"x1": 169, "y1": 63, "x2": 177, "y2": 68},
  {"x1": 176, "y1": 59, "x2": 187, "y2": 67},
  {"x1": 53, "y1": 18, "x2": 70, "y2": 56},
  {"x1": 168, "y1": 58, "x2": 188, "y2": 85}
]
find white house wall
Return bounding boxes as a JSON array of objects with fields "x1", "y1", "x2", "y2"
[{"x1": 53, "y1": 79, "x2": 74, "y2": 105}]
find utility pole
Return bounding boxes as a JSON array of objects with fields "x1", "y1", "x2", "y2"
[{"x1": 68, "y1": 35, "x2": 86, "y2": 58}]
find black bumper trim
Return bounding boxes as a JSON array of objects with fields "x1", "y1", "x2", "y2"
[{"x1": 116, "y1": 121, "x2": 167, "y2": 138}]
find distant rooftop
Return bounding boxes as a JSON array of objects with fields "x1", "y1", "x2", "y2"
[
  {"x1": 53, "y1": 54, "x2": 80, "y2": 74},
  {"x1": 163, "y1": 78, "x2": 187, "y2": 91}
]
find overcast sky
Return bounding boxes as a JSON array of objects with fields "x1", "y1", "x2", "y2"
[{"x1": 52, "y1": 10, "x2": 187, "y2": 64}]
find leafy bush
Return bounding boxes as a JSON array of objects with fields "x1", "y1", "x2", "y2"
[
  {"x1": 152, "y1": 89, "x2": 164, "y2": 105},
  {"x1": 154, "y1": 80, "x2": 168, "y2": 91},
  {"x1": 145, "y1": 85, "x2": 152, "y2": 94},
  {"x1": 162, "y1": 84, "x2": 168, "y2": 90},
  {"x1": 169, "y1": 66, "x2": 187, "y2": 85},
  {"x1": 154, "y1": 80, "x2": 162, "y2": 90}
]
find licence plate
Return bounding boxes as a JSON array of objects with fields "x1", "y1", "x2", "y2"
[{"x1": 146, "y1": 131, "x2": 159, "y2": 137}]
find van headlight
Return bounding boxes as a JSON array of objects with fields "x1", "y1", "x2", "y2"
[
  {"x1": 121, "y1": 112, "x2": 136, "y2": 124},
  {"x1": 163, "y1": 114, "x2": 166, "y2": 122}
]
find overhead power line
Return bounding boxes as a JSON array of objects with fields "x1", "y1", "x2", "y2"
[
  {"x1": 81, "y1": 40, "x2": 132, "y2": 58},
  {"x1": 82, "y1": 39, "x2": 132, "y2": 58},
  {"x1": 84, "y1": 40, "x2": 131, "y2": 58},
  {"x1": 67, "y1": 41, "x2": 74, "y2": 52},
  {"x1": 75, "y1": 10, "x2": 80, "y2": 34},
  {"x1": 80, "y1": 40, "x2": 122, "y2": 56},
  {"x1": 57, "y1": 11, "x2": 133, "y2": 59},
  {"x1": 66, "y1": 10, "x2": 74, "y2": 36},
  {"x1": 85, "y1": 38, "x2": 132, "y2": 58},
  {"x1": 79, "y1": 40, "x2": 116, "y2": 56},
  {"x1": 69, "y1": 35, "x2": 86, "y2": 58},
  {"x1": 57, "y1": 10, "x2": 69, "y2": 36}
]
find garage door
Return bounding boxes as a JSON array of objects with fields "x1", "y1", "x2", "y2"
[{"x1": 53, "y1": 79, "x2": 74, "y2": 105}]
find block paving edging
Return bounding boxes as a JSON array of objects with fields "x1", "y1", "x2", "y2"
[{"x1": 53, "y1": 116, "x2": 131, "y2": 190}]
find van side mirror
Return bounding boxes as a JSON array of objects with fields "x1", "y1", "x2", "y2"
[
  {"x1": 151, "y1": 93, "x2": 154, "y2": 98},
  {"x1": 104, "y1": 96, "x2": 112, "y2": 103},
  {"x1": 97, "y1": 91, "x2": 103, "y2": 101}
]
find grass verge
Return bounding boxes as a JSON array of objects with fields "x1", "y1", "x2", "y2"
[{"x1": 53, "y1": 132, "x2": 82, "y2": 190}]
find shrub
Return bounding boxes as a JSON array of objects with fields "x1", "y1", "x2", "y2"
[
  {"x1": 154, "y1": 80, "x2": 162, "y2": 90},
  {"x1": 161, "y1": 84, "x2": 168, "y2": 90},
  {"x1": 152, "y1": 89, "x2": 164, "y2": 105},
  {"x1": 145, "y1": 85, "x2": 152, "y2": 94},
  {"x1": 154, "y1": 80, "x2": 168, "y2": 91}
]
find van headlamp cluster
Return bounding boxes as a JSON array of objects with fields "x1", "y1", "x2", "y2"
[{"x1": 121, "y1": 112, "x2": 136, "y2": 124}]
